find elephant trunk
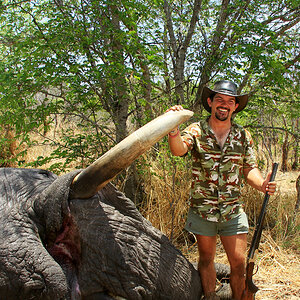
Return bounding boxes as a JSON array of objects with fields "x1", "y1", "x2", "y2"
[{"x1": 69, "y1": 110, "x2": 193, "y2": 199}]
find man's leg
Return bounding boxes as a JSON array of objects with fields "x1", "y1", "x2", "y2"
[
  {"x1": 195, "y1": 234, "x2": 218, "y2": 299},
  {"x1": 220, "y1": 234, "x2": 247, "y2": 300}
]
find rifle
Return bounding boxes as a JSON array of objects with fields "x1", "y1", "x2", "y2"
[{"x1": 241, "y1": 162, "x2": 278, "y2": 300}]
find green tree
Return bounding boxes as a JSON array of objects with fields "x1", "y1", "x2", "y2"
[
  {"x1": 0, "y1": 0, "x2": 162, "y2": 169},
  {"x1": 160, "y1": 0, "x2": 299, "y2": 108},
  {"x1": 0, "y1": 0, "x2": 299, "y2": 174},
  {"x1": 160, "y1": 0, "x2": 299, "y2": 169}
]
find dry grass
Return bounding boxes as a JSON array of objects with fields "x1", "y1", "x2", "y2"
[
  {"x1": 253, "y1": 233, "x2": 300, "y2": 299},
  {"x1": 242, "y1": 170, "x2": 299, "y2": 251},
  {"x1": 139, "y1": 152, "x2": 190, "y2": 244},
  {"x1": 18, "y1": 128, "x2": 300, "y2": 298},
  {"x1": 179, "y1": 234, "x2": 300, "y2": 299},
  {"x1": 140, "y1": 150, "x2": 299, "y2": 299}
]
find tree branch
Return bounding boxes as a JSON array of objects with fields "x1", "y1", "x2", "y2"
[
  {"x1": 163, "y1": 0, "x2": 177, "y2": 55},
  {"x1": 182, "y1": 0, "x2": 202, "y2": 51},
  {"x1": 245, "y1": 124, "x2": 298, "y2": 139}
]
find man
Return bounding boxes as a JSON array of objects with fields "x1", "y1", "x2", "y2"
[{"x1": 166, "y1": 80, "x2": 276, "y2": 300}]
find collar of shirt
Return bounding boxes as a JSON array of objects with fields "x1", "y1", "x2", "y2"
[{"x1": 200, "y1": 117, "x2": 240, "y2": 152}]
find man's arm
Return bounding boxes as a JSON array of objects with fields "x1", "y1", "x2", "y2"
[
  {"x1": 166, "y1": 105, "x2": 189, "y2": 157},
  {"x1": 243, "y1": 167, "x2": 277, "y2": 195},
  {"x1": 168, "y1": 127, "x2": 188, "y2": 156}
]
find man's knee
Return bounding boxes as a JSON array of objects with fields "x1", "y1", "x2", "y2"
[
  {"x1": 198, "y1": 256, "x2": 215, "y2": 269},
  {"x1": 198, "y1": 245, "x2": 216, "y2": 263},
  {"x1": 230, "y1": 260, "x2": 245, "y2": 275}
]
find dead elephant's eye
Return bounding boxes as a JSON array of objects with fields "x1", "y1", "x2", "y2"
[{"x1": 39, "y1": 170, "x2": 51, "y2": 178}]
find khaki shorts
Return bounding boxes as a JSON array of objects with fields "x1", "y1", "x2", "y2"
[{"x1": 184, "y1": 209, "x2": 249, "y2": 237}]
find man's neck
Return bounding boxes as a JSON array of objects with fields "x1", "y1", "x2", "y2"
[
  {"x1": 208, "y1": 116, "x2": 232, "y2": 134},
  {"x1": 208, "y1": 117, "x2": 231, "y2": 148}
]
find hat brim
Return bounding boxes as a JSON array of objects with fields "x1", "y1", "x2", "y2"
[{"x1": 201, "y1": 86, "x2": 248, "y2": 113}]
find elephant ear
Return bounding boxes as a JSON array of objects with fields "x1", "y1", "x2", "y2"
[
  {"x1": 32, "y1": 170, "x2": 81, "y2": 242},
  {"x1": 0, "y1": 205, "x2": 68, "y2": 299},
  {"x1": 0, "y1": 170, "x2": 80, "y2": 299}
]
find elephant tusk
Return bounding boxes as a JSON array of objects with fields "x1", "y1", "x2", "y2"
[{"x1": 69, "y1": 109, "x2": 193, "y2": 199}]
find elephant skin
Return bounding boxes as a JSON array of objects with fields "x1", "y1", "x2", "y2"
[{"x1": 0, "y1": 168, "x2": 204, "y2": 299}]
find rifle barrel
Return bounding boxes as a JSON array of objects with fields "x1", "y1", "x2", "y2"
[{"x1": 248, "y1": 163, "x2": 278, "y2": 259}]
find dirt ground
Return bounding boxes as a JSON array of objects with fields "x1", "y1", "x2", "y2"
[
  {"x1": 275, "y1": 170, "x2": 299, "y2": 195},
  {"x1": 185, "y1": 170, "x2": 300, "y2": 299},
  {"x1": 186, "y1": 233, "x2": 299, "y2": 300},
  {"x1": 253, "y1": 170, "x2": 299, "y2": 300},
  {"x1": 214, "y1": 234, "x2": 299, "y2": 300}
]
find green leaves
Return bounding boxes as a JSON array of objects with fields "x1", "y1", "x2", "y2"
[{"x1": 0, "y1": 0, "x2": 298, "y2": 172}]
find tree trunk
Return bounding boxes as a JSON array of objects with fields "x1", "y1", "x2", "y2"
[
  {"x1": 164, "y1": 0, "x2": 202, "y2": 104},
  {"x1": 108, "y1": 5, "x2": 130, "y2": 142},
  {"x1": 0, "y1": 126, "x2": 16, "y2": 167},
  {"x1": 194, "y1": 0, "x2": 230, "y2": 106},
  {"x1": 295, "y1": 175, "x2": 300, "y2": 213},
  {"x1": 292, "y1": 118, "x2": 299, "y2": 170},
  {"x1": 281, "y1": 131, "x2": 289, "y2": 172}
]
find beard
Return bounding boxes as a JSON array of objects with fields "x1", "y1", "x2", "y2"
[{"x1": 215, "y1": 107, "x2": 230, "y2": 121}]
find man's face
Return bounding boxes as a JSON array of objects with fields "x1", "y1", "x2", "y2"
[{"x1": 207, "y1": 93, "x2": 239, "y2": 121}]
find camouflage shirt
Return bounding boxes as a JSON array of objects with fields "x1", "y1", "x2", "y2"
[{"x1": 181, "y1": 118, "x2": 258, "y2": 222}]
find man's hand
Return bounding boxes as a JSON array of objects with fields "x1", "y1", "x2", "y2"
[
  {"x1": 262, "y1": 171, "x2": 277, "y2": 195},
  {"x1": 166, "y1": 105, "x2": 184, "y2": 135},
  {"x1": 166, "y1": 105, "x2": 184, "y2": 113},
  {"x1": 244, "y1": 168, "x2": 277, "y2": 195}
]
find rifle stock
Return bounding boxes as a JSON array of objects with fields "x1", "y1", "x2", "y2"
[
  {"x1": 242, "y1": 261, "x2": 259, "y2": 299},
  {"x1": 241, "y1": 163, "x2": 278, "y2": 300}
]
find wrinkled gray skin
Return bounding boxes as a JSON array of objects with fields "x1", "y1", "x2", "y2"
[
  {"x1": 0, "y1": 111, "x2": 232, "y2": 299},
  {"x1": 0, "y1": 167, "x2": 230, "y2": 300}
]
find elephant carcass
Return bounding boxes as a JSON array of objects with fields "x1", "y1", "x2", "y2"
[
  {"x1": 0, "y1": 110, "x2": 208, "y2": 299},
  {"x1": 0, "y1": 168, "x2": 202, "y2": 299}
]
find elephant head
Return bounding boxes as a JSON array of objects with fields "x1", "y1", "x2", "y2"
[{"x1": 0, "y1": 110, "x2": 208, "y2": 299}]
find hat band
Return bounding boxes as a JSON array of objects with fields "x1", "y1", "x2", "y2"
[{"x1": 216, "y1": 89, "x2": 236, "y2": 96}]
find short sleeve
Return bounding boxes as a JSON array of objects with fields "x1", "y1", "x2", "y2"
[
  {"x1": 181, "y1": 123, "x2": 201, "y2": 152},
  {"x1": 243, "y1": 129, "x2": 258, "y2": 169}
]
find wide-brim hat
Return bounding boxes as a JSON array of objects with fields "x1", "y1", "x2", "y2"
[{"x1": 202, "y1": 80, "x2": 249, "y2": 113}]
